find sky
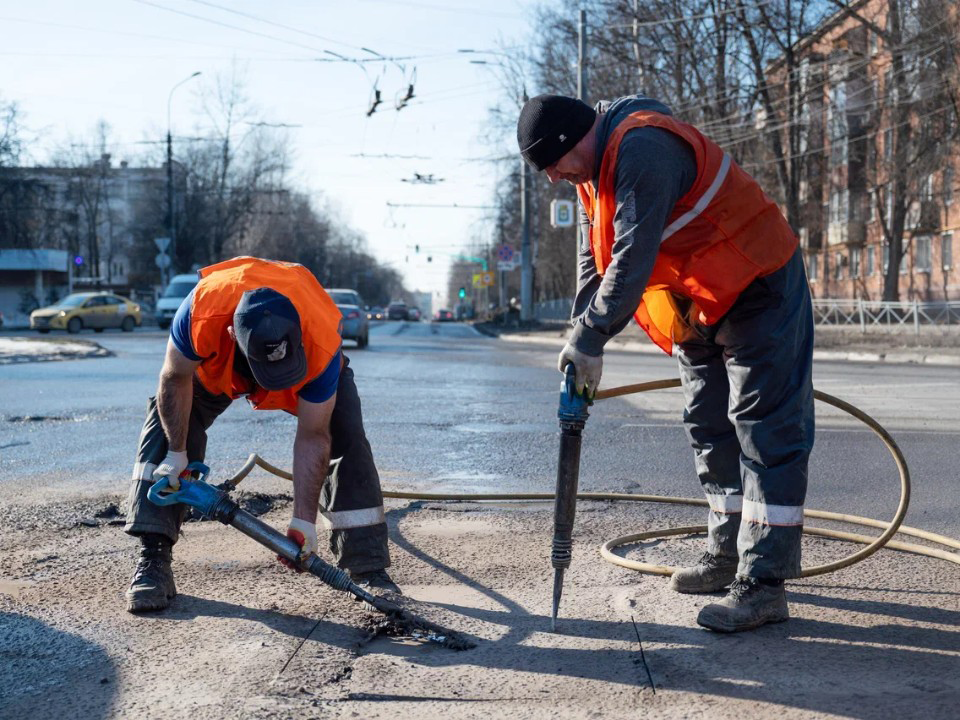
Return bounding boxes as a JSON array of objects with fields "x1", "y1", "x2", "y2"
[{"x1": 0, "y1": 0, "x2": 542, "y2": 305}]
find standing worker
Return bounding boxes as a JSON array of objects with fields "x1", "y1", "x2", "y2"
[
  {"x1": 124, "y1": 256, "x2": 397, "y2": 612},
  {"x1": 517, "y1": 94, "x2": 814, "y2": 632}
]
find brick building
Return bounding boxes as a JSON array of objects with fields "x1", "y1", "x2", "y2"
[{"x1": 776, "y1": 0, "x2": 959, "y2": 301}]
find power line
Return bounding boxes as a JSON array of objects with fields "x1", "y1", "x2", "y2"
[{"x1": 129, "y1": 0, "x2": 328, "y2": 55}]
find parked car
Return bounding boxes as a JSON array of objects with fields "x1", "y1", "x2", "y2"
[
  {"x1": 387, "y1": 301, "x2": 408, "y2": 321},
  {"x1": 407, "y1": 306, "x2": 422, "y2": 321},
  {"x1": 434, "y1": 308, "x2": 454, "y2": 322},
  {"x1": 155, "y1": 273, "x2": 199, "y2": 329},
  {"x1": 367, "y1": 305, "x2": 385, "y2": 321},
  {"x1": 327, "y1": 288, "x2": 370, "y2": 349},
  {"x1": 30, "y1": 292, "x2": 142, "y2": 334}
]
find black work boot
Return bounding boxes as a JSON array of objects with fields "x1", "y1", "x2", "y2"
[
  {"x1": 349, "y1": 568, "x2": 401, "y2": 596},
  {"x1": 696, "y1": 576, "x2": 789, "y2": 632},
  {"x1": 668, "y1": 551, "x2": 738, "y2": 594},
  {"x1": 126, "y1": 533, "x2": 176, "y2": 613}
]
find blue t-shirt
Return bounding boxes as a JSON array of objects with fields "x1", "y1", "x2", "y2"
[{"x1": 170, "y1": 289, "x2": 340, "y2": 403}]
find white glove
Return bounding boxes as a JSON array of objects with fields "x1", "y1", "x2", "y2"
[
  {"x1": 557, "y1": 342, "x2": 603, "y2": 396},
  {"x1": 287, "y1": 517, "x2": 318, "y2": 557},
  {"x1": 153, "y1": 450, "x2": 189, "y2": 491}
]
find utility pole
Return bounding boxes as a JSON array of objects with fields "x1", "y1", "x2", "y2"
[
  {"x1": 520, "y1": 88, "x2": 533, "y2": 322},
  {"x1": 632, "y1": 0, "x2": 645, "y2": 94},
  {"x1": 575, "y1": 7, "x2": 589, "y2": 296},
  {"x1": 165, "y1": 71, "x2": 201, "y2": 288}
]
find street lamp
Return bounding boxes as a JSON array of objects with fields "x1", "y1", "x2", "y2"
[{"x1": 165, "y1": 71, "x2": 201, "y2": 287}]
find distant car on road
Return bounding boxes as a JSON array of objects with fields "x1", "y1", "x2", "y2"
[
  {"x1": 30, "y1": 292, "x2": 142, "y2": 334},
  {"x1": 367, "y1": 306, "x2": 384, "y2": 321},
  {"x1": 155, "y1": 273, "x2": 199, "y2": 329},
  {"x1": 387, "y1": 301, "x2": 408, "y2": 321},
  {"x1": 434, "y1": 308, "x2": 454, "y2": 322},
  {"x1": 327, "y1": 288, "x2": 370, "y2": 349},
  {"x1": 407, "y1": 306, "x2": 422, "y2": 321}
]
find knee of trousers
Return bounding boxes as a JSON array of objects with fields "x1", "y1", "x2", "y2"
[
  {"x1": 123, "y1": 476, "x2": 186, "y2": 544},
  {"x1": 329, "y1": 524, "x2": 391, "y2": 572}
]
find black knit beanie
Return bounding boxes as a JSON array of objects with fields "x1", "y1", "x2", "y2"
[{"x1": 517, "y1": 94, "x2": 596, "y2": 171}]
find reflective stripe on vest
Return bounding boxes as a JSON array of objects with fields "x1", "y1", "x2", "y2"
[{"x1": 660, "y1": 153, "x2": 731, "y2": 242}]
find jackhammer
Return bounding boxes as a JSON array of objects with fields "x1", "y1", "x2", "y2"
[
  {"x1": 147, "y1": 463, "x2": 474, "y2": 650},
  {"x1": 550, "y1": 364, "x2": 592, "y2": 631}
]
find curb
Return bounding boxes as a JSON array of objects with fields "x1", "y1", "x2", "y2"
[{"x1": 497, "y1": 332, "x2": 960, "y2": 366}]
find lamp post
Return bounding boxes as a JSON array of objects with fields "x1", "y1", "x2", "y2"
[{"x1": 165, "y1": 71, "x2": 201, "y2": 287}]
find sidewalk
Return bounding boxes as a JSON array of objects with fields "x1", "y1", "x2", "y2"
[{"x1": 486, "y1": 323, "x2": 960, "y2": 367}]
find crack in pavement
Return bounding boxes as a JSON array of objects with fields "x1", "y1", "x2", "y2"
[
  {"x1": 274, "y1": 610, "x2": 331, "y2": 680},
  {"x1": 631, "y1": 615, "x2": 656, "y2": 694}
]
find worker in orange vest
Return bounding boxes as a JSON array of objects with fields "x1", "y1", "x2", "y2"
[
  {"x1": 123, "y1": 256, "x2": 396, "y2": 613},
  {"x1": 518, "y1": 94, "x2": 814, "y2": 632}
]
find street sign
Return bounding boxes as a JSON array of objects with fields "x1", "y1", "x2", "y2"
[
  {"x1": 497, "y1": 243, "x2": 514, "y2": 262},
  {"x1": 155, "y1": 253, "x2": 171, "y2": 270},
  {"x1": 154, "y1": 237, "x2": 171, "y2": 252},
  {"x1": 472, "y1": 272, "x2": 494, "y2": 288},
  {"x1": 550, "y1": 199, "x2": 575, "y2": 228},
  {"x1": 497, "y1": 260, "x2": 518, "y2": 272}
]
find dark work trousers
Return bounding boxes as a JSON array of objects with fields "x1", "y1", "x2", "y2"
[
  {"x1": 676, "y1": 248, "x2": 815, "y2": 579},
  {"x1": 124, "y1": 356, "x2": 391, "y2": 573}
]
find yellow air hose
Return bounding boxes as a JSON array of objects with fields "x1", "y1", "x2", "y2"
[{"x1": 225, "y1": 379, "x2": 960, "y2": 576}]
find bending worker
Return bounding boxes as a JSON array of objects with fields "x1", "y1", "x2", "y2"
[
  {"x1": 123, "y1": 256, "x2": 397, "y2": 613},
  {"x1": 517, "y1": 94, "x2": 814, "y2": 632}
]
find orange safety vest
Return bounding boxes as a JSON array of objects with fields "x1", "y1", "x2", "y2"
[
  {"x1": 189, "y1": 256, "x2": 342, "y2": 414},
  {"x1": 576, "y1": 110, "x2": 797, "y2": 355}
]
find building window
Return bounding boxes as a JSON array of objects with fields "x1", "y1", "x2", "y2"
[
  {"x1": 916, "y1": 235, "x2": 931, "y2": 272},
  {"x1": 922, "y1": 174, "x2": 934, "y2": 201},
  {"x1": 899, "y1": 244, "x2": 909, "y2": 274},
  {"x1": 945, "y1": 167, "x2": 954, "y2": 206},
  {"x1": 869, "y1": 192, "x2": 877, "y2": 223},
  {"x1": 835, "y1": 252, "x2": 845, "y2": 280},
  {"x1": 867, "y1": 245, "x2": 876, "y2": 276},
  {"x1": 883, "y1": 243, "x2": 890, "y2": 273},
  {"x1": 851, "y1": 247, "x2": 861, "y2": 277},
  {"x1": 943, "y1": 233, "x2": 953, "y2": 271},
  {"x1": 809, "y1": 253, "x2": 819, "y2": 281}
]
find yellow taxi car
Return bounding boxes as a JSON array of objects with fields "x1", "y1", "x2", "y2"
[{"x1": 30, "y1": 292, "x2": 142, "y2": 334}]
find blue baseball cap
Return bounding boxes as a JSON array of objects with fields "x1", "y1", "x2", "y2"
[{"x1": 232, "y1": 287, "x2": 307, "y2": 390}]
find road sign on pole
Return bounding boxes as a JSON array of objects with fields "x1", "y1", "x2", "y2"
[
  {"x1": 472, "y1": 272, "x2": 494, "y2": 288},
  {"x1": 497, "y1": 244, "x2": 515, "y2": 262},
  {"x1": 154, "y1": 237, "x2": 171, "y2": 252},
  {"x1": 550, "y1": 199, "x2": 575, "y2": 228},
  {"x1": 155, "y1": 253, "x2": 172, "y2": 270},
  {"x1": 497, "y1": 260, "x2": 518, "y2": 272}
]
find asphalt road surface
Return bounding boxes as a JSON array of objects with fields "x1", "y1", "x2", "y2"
[
  {"x1": 1, "y1": 320, "x2": 957, "y2": 536},
  {"x1": 1, "y1": 321, "x2": 958, "y2": 719}
]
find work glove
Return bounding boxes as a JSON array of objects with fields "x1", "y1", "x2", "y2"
[
  {"x1": 558, "y1": 342, "x2": 603, "y2": 397},
  {"x1": 152, "y1": 450, "x2": 189, "y2": 491},
  {"x1": 279, "y1": 517, "x2": 318, "y2": 572}
]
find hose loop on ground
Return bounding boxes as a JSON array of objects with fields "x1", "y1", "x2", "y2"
[{"x1": 226, "y1": 379, "x2": 959, "y2": 575}]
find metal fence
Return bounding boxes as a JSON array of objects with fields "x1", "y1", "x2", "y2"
[
  {"x1": 535, "y1": 298, "x2": 574, "y2": 322},
  {"x1": 812, "y1": 299, "x2": 960, "y2": 331},
  {"x1": 537, "y1": 296, "x2": 960, "y2": 334}
]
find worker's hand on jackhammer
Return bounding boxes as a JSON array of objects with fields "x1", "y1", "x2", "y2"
[
  {"x1": 152, "y1": 449, "x2": 189, "y2": 491},
  {"x1": 279, "y1": 517, "x2": 318, "y2": 573},
  {"x1": 558, "y1": 342, "x2": 602, "y2": 397}
]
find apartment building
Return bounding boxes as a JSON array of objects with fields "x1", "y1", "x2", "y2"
[{"x1": 784, "y1": 0, "x2": 958, "y2": 301}]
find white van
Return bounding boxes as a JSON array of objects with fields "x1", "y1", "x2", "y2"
[{"x1": 154, "y1": 273, "x2": 199, "y2": 329}]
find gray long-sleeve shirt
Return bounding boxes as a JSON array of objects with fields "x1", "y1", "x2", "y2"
[{"x1": 569, "y1": 96, "x2": 698, "y2": 356}]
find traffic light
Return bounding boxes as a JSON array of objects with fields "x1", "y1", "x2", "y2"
[{"x1": 458, "y1": 287, "x2": 466, "y2": 299}]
